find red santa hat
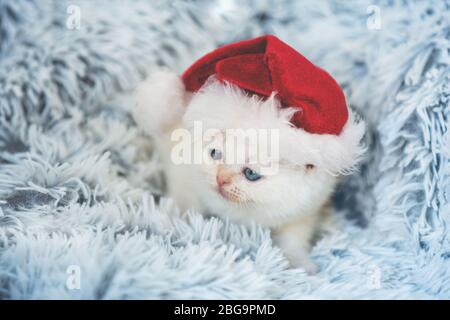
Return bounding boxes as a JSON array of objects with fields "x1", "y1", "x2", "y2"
[
  {"x1": 135, "y1": 35, "x2": 365, "y2": 174},
  {"x1": 179, "y1": 35, "x2": 365, "y2": 174},
  {"x1": 182, "y1": 35, "x2": 347, "y2": 136}
]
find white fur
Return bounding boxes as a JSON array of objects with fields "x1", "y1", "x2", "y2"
[
  {"x1": 184, "y1": 78, "x2": 366, "y2": 175},
  {"x1": 133, "y1": 70, "x2": 187, "y2": 135},
  {"x1": 133, "y1": 76, "x2": 365, "y2": 272}
]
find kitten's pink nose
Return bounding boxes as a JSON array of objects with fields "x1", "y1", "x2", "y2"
[{"x1": 216, "y1": 171, "x2": 233, "y2": 187}]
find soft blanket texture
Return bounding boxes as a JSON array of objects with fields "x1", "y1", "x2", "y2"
[{"x1": 0, "y1": 0, "x2": 449, "y2": 299}]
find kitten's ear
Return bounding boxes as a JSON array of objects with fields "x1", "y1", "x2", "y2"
[{"x1": 133, "y1": 70, "x2": 188, "y2": 135}]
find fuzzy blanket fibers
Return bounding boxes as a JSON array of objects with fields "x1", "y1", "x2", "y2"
[{"x1": 0, "y1": 0, "x2": 449, "y2": 299}]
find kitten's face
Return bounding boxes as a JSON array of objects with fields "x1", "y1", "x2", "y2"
[{"x1": 195, "y1": 133, "x2": 337, "y2": 226}]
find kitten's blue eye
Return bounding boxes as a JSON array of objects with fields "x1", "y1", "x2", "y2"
[
  {"x1": 243, "y1": 167, "x2": 262, "y2": 181},
  {"x1": 210, "y1": 148, "x2": 222, "y2": 160}
]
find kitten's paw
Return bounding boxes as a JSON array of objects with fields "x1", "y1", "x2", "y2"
[{"x1": 285, "y1": 251, "x2": 319, "y2": 275}]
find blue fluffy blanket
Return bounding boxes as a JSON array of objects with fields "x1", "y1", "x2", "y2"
[{"x1": 0, "y1": 0, "x2": 449, "y2": 299}]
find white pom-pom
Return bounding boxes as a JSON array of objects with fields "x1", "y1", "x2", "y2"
[{"x1": 133, "y1": 70, "x2": 186, "y2": 135}]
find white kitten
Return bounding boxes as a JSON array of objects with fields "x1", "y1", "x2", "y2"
[{"x1": 133, "y1": 71, "x2": 364, "y2": 273}]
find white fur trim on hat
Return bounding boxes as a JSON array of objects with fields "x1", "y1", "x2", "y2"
[
  {"x1": 183, "y1": 78, "x2": 366, "y2": 175},
  {"x1": 133, "y1": 70, "x2": 187, "y2": 135}
]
